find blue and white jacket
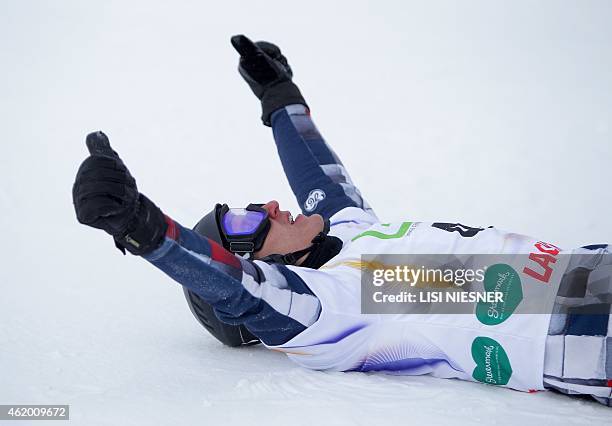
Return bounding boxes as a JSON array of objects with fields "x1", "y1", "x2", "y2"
[
  {"x1": 144, "y1": 105, "x2": 374, "y2": 346},
  {"x1": 143, "y1": 105, "x2": 612, "y2": 396}
]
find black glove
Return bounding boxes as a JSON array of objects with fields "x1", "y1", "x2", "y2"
[
  {"x1": 72, "y1": 131, "x2": 167, "y2": 255},
  {"x1": 231, "y1": 34, "x2": 307, "y2": 126}
]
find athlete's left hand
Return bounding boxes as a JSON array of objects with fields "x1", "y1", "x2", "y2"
[{"x1": 231, "y1": 34, "x2": 308, "y2": 126}]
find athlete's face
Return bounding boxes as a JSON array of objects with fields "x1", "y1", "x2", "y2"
[{"x1": 254, "y1": 200, "x2": 324, "y2": 263}]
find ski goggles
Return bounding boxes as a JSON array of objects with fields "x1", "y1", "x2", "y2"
[{"x1": 216, "y1": 203, "x2": 271, "y2": 254}]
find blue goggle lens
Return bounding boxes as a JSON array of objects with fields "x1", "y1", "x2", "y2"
[{"x1": 222, "y1": 209, "x2": 267, "y2": 236}]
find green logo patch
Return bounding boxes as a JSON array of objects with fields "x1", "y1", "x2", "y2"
[
  {"x1": 476, "y1": 263, "x2": 523, "y2": 325},
  {"x1": 471, "y1": 336, "x2": 512, "y2": 386},
  {"x1": 351, "y1": 222, "x2": 412, "y2": 242}
]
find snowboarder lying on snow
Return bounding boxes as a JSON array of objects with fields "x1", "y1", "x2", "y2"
[{"x1": 72, "y1": 35, "x2": 612, "y2": 406}]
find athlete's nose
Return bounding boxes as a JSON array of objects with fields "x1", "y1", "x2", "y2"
[{"x1": 262, "y1": 200, "x2": 280, "y2": 219}]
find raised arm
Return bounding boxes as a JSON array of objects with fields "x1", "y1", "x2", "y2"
[
  {"x1": 72, "y1": 132, "x2": 320, "y2": 346},
  {"x1": 231, "y1": 34, "x2": 376, "y2": 221},
  {"x1": 270, "y1": 104, "x2": 375, "y2": 219},
  {"x1": 143, "y1": 217, "x2": 321, "y2": 346}
]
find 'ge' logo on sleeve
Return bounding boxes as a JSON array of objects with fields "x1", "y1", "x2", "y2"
[{"x1": 304, "y1": 189, "x2": 326, "y2": 212}]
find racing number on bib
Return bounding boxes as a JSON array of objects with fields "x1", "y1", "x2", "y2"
[{"x1": 431, "y1": 222, "x2": 485, "y2": 237}]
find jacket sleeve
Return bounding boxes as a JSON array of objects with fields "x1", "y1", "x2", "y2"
[
  {"x1": 270, "y1": 104, "x2": 377, "y2": 221},
  {"x1": 142, "y1": 216, "x2": 321, "y2": 346}
]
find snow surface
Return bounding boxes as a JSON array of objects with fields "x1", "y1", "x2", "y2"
[{"x1": 1, "y1": 0, "x2": 611, "y2": 424}]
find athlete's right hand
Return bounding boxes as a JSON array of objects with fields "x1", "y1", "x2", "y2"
[
  {"x1": 73, "y1": 131, "x2": 139, "y2": 236},
  {"x1": 72, "y1": 131, "x2": 166, "y2": 255}
]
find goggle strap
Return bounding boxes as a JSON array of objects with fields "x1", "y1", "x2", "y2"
[{"x1": 229, "y1": 241, "x2": 255, "y2": 253}]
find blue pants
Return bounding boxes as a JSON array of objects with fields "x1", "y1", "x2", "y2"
[{"x1": 544, "y1": 245, "x2": 612, "y2": 406}]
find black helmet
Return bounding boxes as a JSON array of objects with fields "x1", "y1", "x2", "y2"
[
  {"x1": 184, "y1": 206, "x2": 260, "y2": 347},
  {"x1": 184, "y1": 203, "x2": 343, "y2": 347}
]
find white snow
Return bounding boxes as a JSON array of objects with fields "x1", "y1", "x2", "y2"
[{"x1": 1, "y1": 0, "x2": 611, "y2": 424}]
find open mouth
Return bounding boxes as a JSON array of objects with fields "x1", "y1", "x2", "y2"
[{"x1": 288, "y1": 212, "x2": 294, "y2": 224}]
